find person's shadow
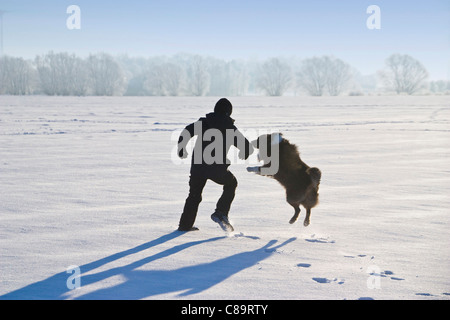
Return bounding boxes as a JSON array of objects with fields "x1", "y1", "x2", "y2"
[{"x1": 1, "y1": 231, "x2": 296, "y2": 300}]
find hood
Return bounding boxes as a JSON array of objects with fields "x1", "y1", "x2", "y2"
[{"x1": 205, "y1": 112, "x2": 235, "y2": 130}]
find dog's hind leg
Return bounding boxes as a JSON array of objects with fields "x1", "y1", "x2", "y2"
[
  {"x1": 304, "y1": 208, "x2": 311, "y2": 227},
  {"x1": 289, "y1": 203, "x2": 301, "y2": 224}
]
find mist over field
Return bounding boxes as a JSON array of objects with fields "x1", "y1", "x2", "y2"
[{"x1": 1, "y1": 1, "x2": 449, "y2": 97}]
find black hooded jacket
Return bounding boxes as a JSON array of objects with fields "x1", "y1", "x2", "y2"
[{"x1": 178, "y1": 112, "x2": 253, "y2": 175}]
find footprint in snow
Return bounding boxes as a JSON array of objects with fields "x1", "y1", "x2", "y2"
[
  {"x1": 312, "y1": 277, "x2": 344, "y2": 284},
  {"x1": 382, "y1": 270, "x2": 404, "y2": 281},
  {"x1": 368, "y1": 270, "x2": 405, "y2": 281},
  {"x1": 297, "y1": 263, "x2": 311, "y2": 268},
  {"x1": 344, "y1": 254, "x2": 368, "y2": 258},
  {"x1": 416, "y1": 293, "x2": 433, "y2": 297},
  {"x1": 305, "y1": 234, "x2": 335, "y2": 244},
  {"x1": 229, "y1": 232, "x2": 260, "y2": 240},
  {"x1": 416, "y1": 292, "x2": 450, "y2": 298}
]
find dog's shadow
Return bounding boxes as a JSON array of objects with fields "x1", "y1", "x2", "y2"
[{"x1": 1, "y1": 231, "x2": 296, "y2": 300}]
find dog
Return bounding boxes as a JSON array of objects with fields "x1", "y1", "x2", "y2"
[{"x1": 247, "y1": 133, "x2": 321, "y2": 227}]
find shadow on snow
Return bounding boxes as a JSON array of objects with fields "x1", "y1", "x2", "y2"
[{"x1": 1, "y1": 231, "x2": 296, "y2": 300}]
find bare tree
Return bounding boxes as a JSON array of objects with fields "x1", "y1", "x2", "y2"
[
  {"x1": 145, "y1": 62, "x2": 184, "y2": 96},
  {"x1": 145, "y1": 64, "x2": 167, "y2": 96},
  {"x1": 379, "y1": 54, "x2": 428, "y2": 95},
  {"x1": 35, "y1": 52, "x2": 64, "y2": 95},
  {"x1": 186, "y1": 55, "x2": 210, "y2": 96},
  {"x1": 297, "y1": 56, "x2": 352, "y2": 96},
  {"x1": 162, "y1": 63, "x2": 184, "y2": 96},
  {"x1": 257, "y1": 58, "x2": 292, "y2": 96},
  {"x1": 71, "y1": 58, "x2": 89, "y2": 96},
  {"x1": 87, "y1": 53, "x2": 126, "y2": 96},
  {"x1": 208, "y1": 58, "x2": 249, "y2": 96},
  {"x1": 325, "y1": 57, "x2": 352, "y2": 96},
  {"x1": 0, "y1": 56, "x2": 36, "y2": 95},
  {"x1": 296, "y1": 57, "x2": 327, "y2": 96},
  {"x1": 229, "y1": 60, "x2": 250, "y2": 96},
  {"x1": 429, "y1": 80, "x2": 450, "y2": 93},
  {"x1": 35, "y1": 51, "x2": 88, "y2": 96}
]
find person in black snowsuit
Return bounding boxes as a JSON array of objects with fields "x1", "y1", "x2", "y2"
[{"x1": 177, "y1": 98, "x2": 253, "y2": 231}]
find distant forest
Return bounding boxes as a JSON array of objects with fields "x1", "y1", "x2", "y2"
[{"x1": 1, "y1": 52, "x2": 449, "y2": 96}]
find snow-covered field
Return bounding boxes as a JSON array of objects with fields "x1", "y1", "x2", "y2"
[{"x1": 1, "y1": 95, "x2": 449, "y2": 300}]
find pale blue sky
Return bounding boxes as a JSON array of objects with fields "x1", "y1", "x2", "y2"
[{"x1": 1, "y1": 0, "x2": 449, "y2": 79}]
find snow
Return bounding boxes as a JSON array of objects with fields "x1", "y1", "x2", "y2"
[{"x1": 1, "y1": 95, "x2": 449, "y2": 300}]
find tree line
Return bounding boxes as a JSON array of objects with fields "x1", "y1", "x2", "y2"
[{"x1": 0, "y1": 52, "x2": 447, "y2": 96}]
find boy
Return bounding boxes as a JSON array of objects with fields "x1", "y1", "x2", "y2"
[{"x1": 177, "y1": 98, "x2": 253, "y2": 232}]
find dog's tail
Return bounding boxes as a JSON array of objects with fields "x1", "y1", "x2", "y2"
[{"x1": 307, "y1": 167, "x2": 321, "y2": 187}]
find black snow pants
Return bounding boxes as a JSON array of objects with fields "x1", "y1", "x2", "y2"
[{"x1": 179, "y1": 169, "x2": 238, "y2": 230}]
